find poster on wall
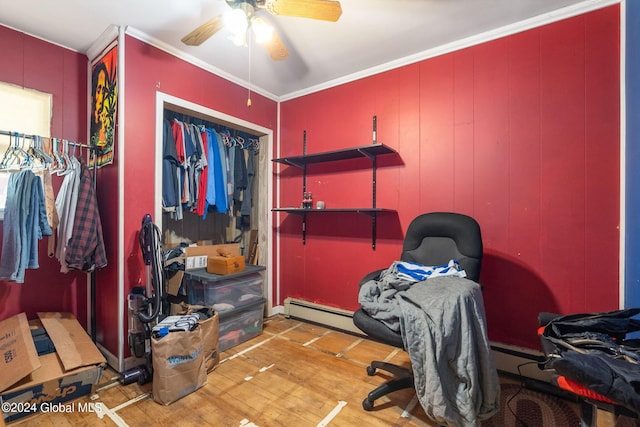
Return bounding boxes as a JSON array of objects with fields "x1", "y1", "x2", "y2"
[{"x1": 89, "y1": 41, "x2": 118, "y2": 168}]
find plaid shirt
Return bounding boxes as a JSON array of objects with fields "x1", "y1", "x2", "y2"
[{"x1": 65, "y1": 159, "x2": 107, "y2": 271}]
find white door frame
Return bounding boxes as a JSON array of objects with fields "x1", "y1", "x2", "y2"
[{"x1": 154, "y1": 91, "x2": 274, "y2": 315}]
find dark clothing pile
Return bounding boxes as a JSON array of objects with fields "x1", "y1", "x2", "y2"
[{"x1": 541, "y1": 308, "x2": 640, "y2": 413}]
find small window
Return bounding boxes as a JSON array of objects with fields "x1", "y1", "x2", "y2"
[{"x1": 0, "y1": 82, "x2": 52, "y2": 219}]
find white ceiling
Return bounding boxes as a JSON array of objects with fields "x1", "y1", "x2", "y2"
[{"x1": 0, "y1": 0, "x2": 615, "y2": 100}]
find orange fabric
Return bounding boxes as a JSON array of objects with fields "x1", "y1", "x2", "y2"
[{"x1": 556, "y1": 376, "x2": 617, "y2": 404}]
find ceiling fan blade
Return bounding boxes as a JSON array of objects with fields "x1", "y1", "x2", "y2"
[
  {"x1": 181, "y1": 16, "x2": 224, "y2": 46},
  {"x1": 266, "y1": 0, "x2": 342, "y2": 22},
  {"x1": 260, "y1": 31, "x2": 289, "y2": 61}
]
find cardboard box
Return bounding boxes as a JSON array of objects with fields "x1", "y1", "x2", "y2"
[
  {"x1": 207, "y1": 256, "x2": 245, "y2": 275},
  {"x1": 185, "y1": 244, "x2": 240, "y2": 270},
  {"x1": 0, "y1": 312, "x2": 106, "y2": 423},
  {"x1": 0, "y1": 313, "x2": 40, "y2": 393}
]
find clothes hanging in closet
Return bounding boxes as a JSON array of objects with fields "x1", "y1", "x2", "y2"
[
  {"x1": 0, "y1": 169, "x2": 52, "y2": 283},
  {"x1": 162, "y1": 118, "x2": 256, "y2": 222}
]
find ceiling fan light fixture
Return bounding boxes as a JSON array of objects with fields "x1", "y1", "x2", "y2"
[
  {"x1": 182, "y1": 0, "x2": 341, "y2": 59},
  {"x1": 225, "y1": 8, "x2": 249, "y2": 45},
  {"x1": 251, "y1": 17, "x2": 274, "y2": 44},
  {"x1": 229, "y1": 30, "x2": 248, "y2": 47}
]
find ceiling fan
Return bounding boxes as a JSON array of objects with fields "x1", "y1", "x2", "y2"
[{"x1": 181, "y1": 0, "x2": 342, "y2": 61}]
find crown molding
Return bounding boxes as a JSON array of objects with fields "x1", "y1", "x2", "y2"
[{"x1": 279, "y1": 0, "x2": 620, "y2": 101}]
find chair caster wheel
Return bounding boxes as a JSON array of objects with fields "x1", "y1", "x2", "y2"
[
  {"x1": 366, "y1": 365, "x2": 376, "y2": 376},
  {"x1": 362, "y1": 398, "x2": 374, "y2": 411}
]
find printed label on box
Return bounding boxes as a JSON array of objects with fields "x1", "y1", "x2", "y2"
[{"x1": 186, "y1": 255, "x2": 208, "y2": 270}]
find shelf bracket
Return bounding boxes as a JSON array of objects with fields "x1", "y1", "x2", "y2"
[
  {"x1": 302, "y1": 129, "x2": 307, "y2": 194},
  {"x1": 371, "y1": 116, "x2": 378, "y2": 249},
  {"x1": 302, "y1": 130, "x2": 307, "y2": 245},
  {"x1": 372, "y1": 214, "x2": 377, "y2": 250},
  {"x1": 356, "y1": 210, "x2": 378, "y2": 250},
  {"x1": 302, "y1": 211, "x2": 307, "y2": 245}
]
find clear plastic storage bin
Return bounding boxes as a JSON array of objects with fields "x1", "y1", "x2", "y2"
[
  {"x1": 185, "y1": 265, "x2": 265, "y2": 313},
  {"x1": 218, "y1": 299, "x2": 265, "y2": 351}
]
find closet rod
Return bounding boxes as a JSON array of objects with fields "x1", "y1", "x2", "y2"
[
  {"x1": 163, "y1": 111, "x2": 260, "y2": 143},
  {"x1": 0, "y1": 129, "x2": 95, "y2": 150}
]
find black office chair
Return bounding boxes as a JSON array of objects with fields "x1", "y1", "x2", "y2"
[{"x1": 353, "y1": 212, "x2": 483, "y2": 411}]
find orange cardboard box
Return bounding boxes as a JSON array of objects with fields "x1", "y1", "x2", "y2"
[
  {"x1": 207, "y1": 256, "x2": 245, "y2": 275},
  {"x1": 185, "y1": 244, "x2": 240, "y2": 270}
]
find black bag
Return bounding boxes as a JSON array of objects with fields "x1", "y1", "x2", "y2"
[{"x1": 540, "y1": 308, "x2": 640, "y2": 413}]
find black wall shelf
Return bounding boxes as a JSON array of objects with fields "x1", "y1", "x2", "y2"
[
  {"x1": 272, "y1": 208, "x2": 395, "y2": 215},
  {"x1": 272, "y1": 116, "x2": 398, "y2": 249},
  {"x1": 272, "y1": 143, "x2": 396, "y2": 167}
]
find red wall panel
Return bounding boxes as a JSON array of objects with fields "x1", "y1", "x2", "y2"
[
  {"x1": 538, "y1": 15, "x2": 587, "y2": 316},
  {"x1": 420, "y1": 54, "x2": 456, "y2": 211},
  {"x1": 277, "y1": 6, "x2": 620, "y2": 349},
  {"x1": 0, "y1": 26, "x2": 89, "y2": 325},
  {"x1": 583, "y1": 6, "x2": 621, "y2": 310},
  {"x1": 452, "y1": 49, "x2": 476, "y2": 215}
]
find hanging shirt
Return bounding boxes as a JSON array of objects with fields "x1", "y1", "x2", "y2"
[
  {"x1": 162, "y1": 119, "x2": 180, "y2": 212},
  {"x1": 42, "y1": 169, "x2": 60, "y2": 257},
  {"x1": 182, "y1": 122, "x2": 197, "y2": 211},
  {"x1": 26, "y1": 173, "x2": 52, "y2": 270},
  {"x1": 227, "y1": 142, "x2": 236, "y2": 212},
  {"x1": 0, "y1": 170, "x2": 52, "y2": 283},
  {"x1": 213, "y1": 130, "x2": 228, "y2": 214},
  {"x1": 205, "y1": 128, "x2": 218, "y2": 212},
  {"x1": 55, "y1": 157, "x2": 81, "y2": 273},
  {"x1": 171, "y1": 119, "x2": 188, "y2": 212},
  {"x1": 0, "y1": 171, "x2": 28, "y2": 282},
  {"x1": 65, "y1": 159, "x2": 107, "y2": 272},
  {"x1": 196, "y1": 129, "x2": 209, "y2": 217},
  {"x1": 233, "y1": 144, "x2": 247, "y2": 203},
  {"x1": 189, "y1": 123, "x2": 207, "y2": 214},
  {"x1": 240, "y1": 150, "x2": 254, "y2": 216}
]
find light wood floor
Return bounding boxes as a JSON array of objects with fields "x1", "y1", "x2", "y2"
[{"x1": 7, "y1": 315, "x2": 622, "y2": 426}]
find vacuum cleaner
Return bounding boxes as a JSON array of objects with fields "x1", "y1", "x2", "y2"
[{"x1": 121, "y1": 214, "x2": 167, "y2": 385}]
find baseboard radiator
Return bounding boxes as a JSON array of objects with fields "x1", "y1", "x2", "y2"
[
  {"x1": 283, "y1": 297, "x2": 554, "y2": 383},
  {"x1": 284, "y1": 297, "x2": 363, "y2": 335}
]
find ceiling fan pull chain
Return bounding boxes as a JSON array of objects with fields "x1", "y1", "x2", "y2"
[{"x1": 247, "y1": 32, "x2": 253, "y2": 108}]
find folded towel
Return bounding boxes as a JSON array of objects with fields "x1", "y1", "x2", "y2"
[{"x1": 394, "y1": 259, "x2": 466, "y2": 282}]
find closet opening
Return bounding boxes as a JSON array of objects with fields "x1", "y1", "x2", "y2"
[{"x1": 154, "y1": 92, "x2": 273, "y2": 313}]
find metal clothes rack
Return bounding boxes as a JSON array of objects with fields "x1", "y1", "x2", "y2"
[
  {"x1": 0, "y1": 129, "x2": 100, "y2": 342},
  {"x1": 0, "y1": 129, "x2": 94, "y2": 150}
]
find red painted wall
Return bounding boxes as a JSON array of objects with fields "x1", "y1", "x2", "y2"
[
  {"x1": 0, "y1": 25, "x2": 90, "y2": 325},
  {"x1": 276, "y1": 6, "x2": 620, "y2": 349}
]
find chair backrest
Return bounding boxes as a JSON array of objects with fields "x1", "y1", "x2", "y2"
[{"x1": 400, "y1": 212, "x2": 483, "y2": 282}]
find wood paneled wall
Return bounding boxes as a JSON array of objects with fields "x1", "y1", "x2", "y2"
[{"x1": 276, "y1": 5, "x2": 620, "y2": 349}]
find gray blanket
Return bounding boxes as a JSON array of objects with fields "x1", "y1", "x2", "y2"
[{"x1": 359, "y1": 265, "x2": 500, "y2": 427}]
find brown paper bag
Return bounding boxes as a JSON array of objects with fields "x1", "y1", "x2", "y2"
[
  {"x1": 151, "y1": 326, "x2": 207, "y2": 405},
  {"x1": 199, "y1": 313, "x2": 220, "y2": 373},
  {"x1": 169, "y1": 302, "x2": 220, "y2": 373}
]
